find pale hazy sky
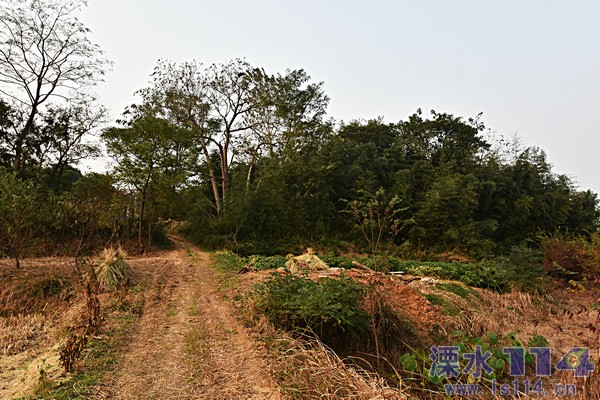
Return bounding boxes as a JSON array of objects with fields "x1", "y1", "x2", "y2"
[{"x1": 80, "y1": 0, "x2": 600, "y2": 194}]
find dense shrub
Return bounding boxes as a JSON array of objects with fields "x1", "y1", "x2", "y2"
[
  {"x1": 254, "y1": 273, "x2": 371, "y2": 342},
  {"x1": 150, "y1": 222, "x2": 173, "y2": 249},
  {"x1": 495, "y1": 244, "x2": 545, "y2": 292}
]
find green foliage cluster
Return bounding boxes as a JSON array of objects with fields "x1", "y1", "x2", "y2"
[
  {"x1": 212, "y1": 251, "x2": 288, "y2": 273},
  {"x1": 0, "y1": 171, "x2": 53, "y2": 267},
  {"x1": 217, "y1": 247, "x2": 545, "y2": 293},
  {"x1": 211, "y1": 250, "x2": 247, "y2": 274},
  {"x1": 2, "y1": 48, "x2": 599, "y2": 266},
  {"x1": 0, "y1": 168, "x2": 140, "y2": 263},
  {"x1": 254, "y1": 273, "x2": 371, "y2": 342},
  {"x1": 184, "y1": 110, "x2": 599, "y2": 260},
  {"x1": 319, "y1": 255, "x2": 356, "y2": 270},
  {"x1": 437, "y1": 282, "x2": 477, "y2": 299}
]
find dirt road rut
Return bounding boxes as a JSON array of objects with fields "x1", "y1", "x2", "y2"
[{"x1": 99, "y1": 238, "x2": 280, "y2": 400}]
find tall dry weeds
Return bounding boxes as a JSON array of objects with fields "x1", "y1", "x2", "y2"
[
  {"x1": 270, "y1": 332, "x2": 408, "y2": 399},
  {"x1": 59, "y1": 265, "x2": 102, "y2": 372},
  {"x1": 0, "y1": 313, "x2": 46, "y2": 355},
  {"x1": 454, "y1": 288, "x2": 540, "y2": 337}
]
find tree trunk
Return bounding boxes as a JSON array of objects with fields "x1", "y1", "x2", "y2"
[
  {"x1": 220, "y1": 146, "x2": 228, "y2": 210},
  {"x1": 246, "y1": 158, "x2": 255, "y2": 194},
  {"x1": 209, "y1": 167, "x2": 221, "y2": 216},
  {"x1": 138, "y1": 192, "x2": 146, "y2": 254},
  {"x1": 12, "y1": 106, "x2": 38, "y2": 172},
  {"x1": 147, "y1": 208, "x2": 152, "y2": 251},
  {"x1": 245, "y1": 147, "x2": 259, "y2": 194},
  {"x1": 199, "y1": 139, "x2": 222, "y2": 216}
]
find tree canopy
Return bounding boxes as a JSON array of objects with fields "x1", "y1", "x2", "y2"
[
  {"x1": 0, "y1": 55, "x2": 598, "y2": 260},
  {"x1": 0, "y1": 0, "x2": 109, "y2": 173}
]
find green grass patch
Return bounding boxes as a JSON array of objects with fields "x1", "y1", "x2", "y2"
[
  {"x1": 211, "y1": 250, "x2": 246, "y2": 275},
  {"x1": 423, "y1": 293, "x2": 444, "y2": 306},
  {"x1": 423, "y1": 293, "x2": 461, "y2": 316},
  {"x1": 438, "y1": 282, "x2": 477, "y2": 299}
]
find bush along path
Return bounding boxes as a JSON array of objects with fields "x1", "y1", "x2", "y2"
[{"x1": 97, "y1": 236, "x2": 281, "y2": 400}]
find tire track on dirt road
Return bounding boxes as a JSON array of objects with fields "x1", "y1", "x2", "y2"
[{"x1": 99, "y1": 238, "x2": 281, "y2": 400}]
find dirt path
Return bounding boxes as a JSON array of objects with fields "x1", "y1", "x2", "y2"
[{"x1": 98, "y1": 238, "x2": 281, "y2": 400}]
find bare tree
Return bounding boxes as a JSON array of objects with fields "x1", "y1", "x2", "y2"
[{"x1": 0, "y1": 0, "x2": 110, "y2": 172}]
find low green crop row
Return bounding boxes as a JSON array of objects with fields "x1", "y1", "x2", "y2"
[{"x1": 212, "y1": 250, "x2": 544, "y2": 292}]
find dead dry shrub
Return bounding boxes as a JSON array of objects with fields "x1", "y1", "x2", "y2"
[
  {"x1": 570, "y1": 375, "x2": 600, "y2": 400},
  {"x1": 0, "y1": 275, "x2": 72, "y2": 316},
  {"x1": 453, "y1": 288, "x2": 539, "y2": 338},
  {"x1": 542, "y1": 235, "x2": 600, "y2": 278},
  {"x1": 361, "y1": 275, "x2": 424, "y2": 372},
  {"x1": 284, "y1": 248, "x2": 330, "y2": 273},
  {"x1": 94, "y1": 246, "x2": 131, "y2": 291}
]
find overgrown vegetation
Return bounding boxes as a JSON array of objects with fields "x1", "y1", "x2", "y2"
[
  {"x1": 541, "y1": 233, "x2": 600, "y2": 279},
  {"x1": 254, "y1": 273, "x2": 371, "y2": 343},
  {"x1": 35, "y1": 313, "x2": 135, "y2": 400},
  {"x1": 59, "y1": 266, "x2": 102, "y2": 372},
  {"x1": 266, "y1": 333, "x2": 407, "y2": 399}
]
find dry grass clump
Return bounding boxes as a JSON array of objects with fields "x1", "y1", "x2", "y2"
[
  {"x1": 284, "y1": 248, "x2": 329, "y2": 273},
  {"x1": 0, "y1": 313, "x2": 46, "y2": 355},
  {"x1": 453, "y1": 288, "x2": 539, "y2": 337},
  {"x1": 94, "y1": 246, "x2": 131, "y2": 291},
  {"x1": 271, "y1": 333, "x2": 407, "y2": 399}
]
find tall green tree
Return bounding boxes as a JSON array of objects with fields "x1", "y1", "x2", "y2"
[
  {"x1": 103, "y1": 113, "x2": 196, "y2": 253},
  {"x1": 136, "y1": 60, "x2": 329, "y2": 217}
]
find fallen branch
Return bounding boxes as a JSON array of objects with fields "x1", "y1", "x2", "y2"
[{"x1": 351, "y1": 261, "x2": 376, "y2": 273}]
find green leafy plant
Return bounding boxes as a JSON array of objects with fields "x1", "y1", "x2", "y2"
[
  {"x1": 397, "y1": 260, "x2": 507, "y2": 291},
  {"x1": 249, "y1": 255, "x2": 288, "y2": 270},
  {"x1": 397, "y1": 331, "x2": 549, "y2": 393},
  {"x1": 0, "y1": 171, "x2": 53, "y2": 268},
  {"x1": 342, "y1": 188, "x2": 413, "y2": 270}
]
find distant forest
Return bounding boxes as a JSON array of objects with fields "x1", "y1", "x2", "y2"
[{"x1": 1, "y1": 58, "x2": 598, "y2": 263}]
